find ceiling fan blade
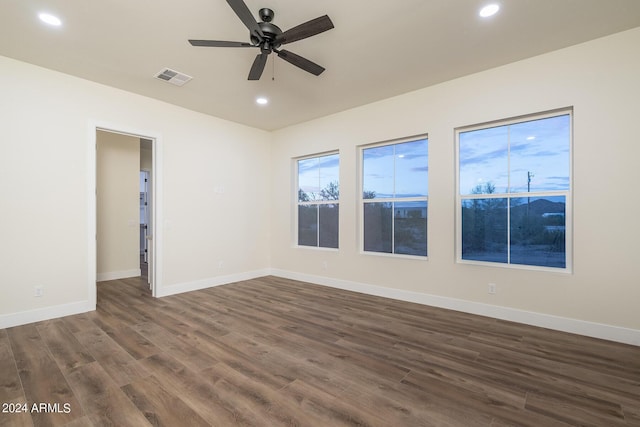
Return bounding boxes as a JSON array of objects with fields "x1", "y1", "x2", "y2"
[
  {"x1": 189, "y1": 39, "x2": 253, "y2": 48},
  {"x1": 248, "y1": 52, "x2": 269, "y2": 80},
  {"x1": 275, "y1": 15, "x2": 334, "y2": 45},
  {"x1": 226, "y1": 0, "x2": 264, "y2": 41},
  {"x1": 275, "y1": 49, "x2": 325, "y2": 76}
]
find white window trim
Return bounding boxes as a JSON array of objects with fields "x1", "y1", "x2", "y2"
[
  {"x1": 293, "y1": 151, "x2": 340, "y2": 250},
  {"x1": 454, "y1": 108, "x2": 573, "y2": 272},
  {"x1": 358, "y1": 134, "x2": 429, "y2": 258}
]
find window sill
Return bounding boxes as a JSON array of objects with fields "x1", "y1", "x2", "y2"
[
  {"x1": 294, "y1": 245, "x2": 340, "y2": 252},
  {"x1": 360, "y1": 250, "x2": 428, "y2": 261},
  {"x1": 457, "y1": 258, "x2": 572, "y2": 274}
]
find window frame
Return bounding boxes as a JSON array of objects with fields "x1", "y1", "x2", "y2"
[
  {"x1": 455, "y1": 108, "x2": 573, "y2": 272},
  {"x1": 358, "y1": 135, "x2": 429, "y2": 259},
  {"x1": 294, "y1": 151, "x2": 340, "y2": 250}
]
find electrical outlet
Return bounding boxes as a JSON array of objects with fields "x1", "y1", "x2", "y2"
[
  {"x1": 321, "y1": 261, "x2": 328, "y2": 271},
  {"x1": 218, "y1": 260, "x2": 224, "y2": 269},
  {"x1": 34, "y1": 286, "x2": 44, "y2": 297},
  {"x1": 488, "y1": 283, "x2": 496, "y2": 295}
]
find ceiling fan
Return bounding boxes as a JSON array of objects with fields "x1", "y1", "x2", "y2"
[{"x1": 189, "y1": 0, "x2": 334, "y2": 80}]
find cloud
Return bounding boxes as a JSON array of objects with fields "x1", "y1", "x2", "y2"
[
  {"x1": 364, "y1": 173, "x2": 390, "y2": 179},
  {"x1": 363, "y1": 145, "x2": 394, "y2": 159},
  {"x1": 318, "y1": 156, "x2": 340, "y2": 169},
  {"x1": 298, "y1": 154, "x2": 339, "y2": 175},
  {"x1": 459, "y1": 147, "x2": 507, "y2": 166}
]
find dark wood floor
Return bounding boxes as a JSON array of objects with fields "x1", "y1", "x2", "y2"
[{"x1": 1, "y1": 276, "x2": 639, "y2": 426}]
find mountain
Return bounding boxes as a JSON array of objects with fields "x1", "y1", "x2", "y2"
[{"x1": 510, "y1": 198, "x2": 565, "y2": 216}]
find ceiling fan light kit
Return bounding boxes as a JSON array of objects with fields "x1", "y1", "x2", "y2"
[{"x1": 189, "y1": 0, "x2": 334, "y2": 80}]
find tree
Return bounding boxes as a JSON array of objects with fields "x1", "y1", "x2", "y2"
[
  {"x1": 471, "y1": 182, "x2": 496, "y2": 195},
  {"x1": 363, "y1": 190, "x2": 376, "y2": 199},
  {"x1": 298, "y1": 188, "x2": 311, "y2": 202},
  {"x1": 462, "y1": 181, "x2": 506, "y2": 254},
  {"x1": 320, "y1": 181, "x2": 339, "y2": 201}
]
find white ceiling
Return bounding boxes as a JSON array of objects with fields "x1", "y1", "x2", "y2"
[{"x1": 2, "y1": 1, "x2": 640, "y2": 131}]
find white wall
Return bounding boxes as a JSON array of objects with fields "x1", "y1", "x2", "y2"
[
  {"x1": 1, "y1": 28, "x2": 638, "y2": 344},
  {"x1": 270, "y1": 28, "x2": 640, "y2": 342},
  {"x1": 96, "y1": 130, "x2": 140, "y2": 280},
  {"x1": 0, "y1": 55, "x2": 271, "y2": 326}
]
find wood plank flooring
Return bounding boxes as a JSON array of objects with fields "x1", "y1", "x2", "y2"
[{"x1": 1, "y1": 275, "x2": 639, "y2": 426}]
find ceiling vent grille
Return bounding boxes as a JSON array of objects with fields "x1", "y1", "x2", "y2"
[{"x1": 154, "y1": 68, "x2": 192, "y2": 86}]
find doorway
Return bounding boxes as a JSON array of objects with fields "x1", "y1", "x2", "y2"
[{"x1": 89, "y1": 123, "x2": 162, "y2": 306}]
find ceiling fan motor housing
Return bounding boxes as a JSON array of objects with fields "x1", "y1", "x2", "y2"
[{"x1": 250, "y1": 9, "x2": 282, "y2": 49}]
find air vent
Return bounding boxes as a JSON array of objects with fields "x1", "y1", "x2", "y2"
[{"x1": 154, "y1": 68, "x2": 192, "y2": 86}]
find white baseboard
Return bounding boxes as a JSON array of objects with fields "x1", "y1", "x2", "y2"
[
  {"x1": 4, "y1": 268, "x2": 638, "y2": 347},
  {"x1": 97, "y1": 269, "x2": 141, "y2": 282},
  {"x1": 0, "y1": 300, "x2": 94, "y2": 329},
  {"x1": 156, "y1": 269, "x2": 272, "y2": 298},
  {"x1": 1, "y1": 269, "x2": 269, "y2": 329},
  {"x1": 270, "y1": 269, "x2": 640, "y2": 347}
]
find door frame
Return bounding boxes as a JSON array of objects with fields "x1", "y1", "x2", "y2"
[{"x1": 88, "y1": 121, "x2": 163, "y2": 306}]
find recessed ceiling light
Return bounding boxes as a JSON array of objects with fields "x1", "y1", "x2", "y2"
[
  {"x1": 256, "y1": 97, "x2": 268, "y2": 105},
  {"x1": 38, "y1": 13, "x2": 62, "y2": 26},
  {"x1": 479, "y1": 4, "x2": 500, "y2": 18}
]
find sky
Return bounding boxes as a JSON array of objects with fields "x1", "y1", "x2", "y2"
[
  {"x1": 362, "y1": 138, "x2": 428, "y2": 198},
  {"x1": 459, "y1": 114, "x2": 570, "y2": 195},
  {"x1": 298, "y1": 114, "x2": 569, "y2": 202},
  {"x1": 298, "y1": 138, "x2": 429, "y2": 201},
  {"x1": 298, "y1": 154, "x2": 339, "y2": 201}
]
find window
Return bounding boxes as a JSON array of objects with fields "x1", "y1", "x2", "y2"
[
  {"x1": 297, "y1": 153, "x2": 339, "y2": 248},
  {"x1": 456, "y1": 110, "x2": 571, "y2": 269},
  {"x1": 361, "y1": 137, "x2": 428, "y2": 256}
]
